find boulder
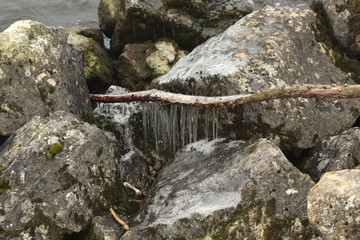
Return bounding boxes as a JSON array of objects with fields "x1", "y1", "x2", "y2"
[
  {"x1": 0, "y1": 111, "x2": 125, "y2": 239},
  {"x1": 116, "y1": 40, "x2": 187, "y2": 90},
  {"x1": 300, "y1": 127, "x2": 360, "y2": 182},
  {"x1": 0, "y1": 20, "x2": 92, "y2": 136},
  {"x1": 67, "y1": 31, "x2": 114, "y2": 92},
  {"x1": 308, "y1": 169, "x2": 360, "y2": 239},
  {"x1": 121, "y1": 139, "x2": 318, "y2": 239},
  {"x1": 98, "y1": 0, "x2": 254, "y2": 56},
  {"x1": 317, "y1": 0, "x2": 360, "y2": 57},
  {"x1": 152, "y1": 6, "x2": 360, "y2": 149},
  {"x1": 93, "y1": 86, "x2": 158, "y2": 189}
]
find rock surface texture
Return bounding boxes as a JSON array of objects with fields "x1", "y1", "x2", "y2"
[
  {"x1": 318, "y1": 0, "x2": 360, "y2": 57},
  {"x1": 308, "y1": 169, "x2": 360, "y2": 240},
  {"x1": 0, "y1": 111, "x2": 123, "y2": 239},
  {"x1": 121, "y1": 139, "x2": 318, "y2": 239},
  {"x1": 116, "y1": 40, "x2": 186, "y2": 90},
  {"x1": 301, "y1": 127, "x2": 360, "y2": 182},
  {"x1": 98, "y1": 0, "x2": 254, "y2": 56},
  {"x1": 153, "y1": 6, "x2": 360, "y2": 149},
  {"x1": 0, "y1": 20, "x2": 92, "y2": 136},
  {"x1": 67, "y1": 31, "x2": 114, "y2": 89}
]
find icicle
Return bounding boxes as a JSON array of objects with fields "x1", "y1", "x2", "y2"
[
  {"x1": 180, "y1": 106, "x2": 186, "y2": 147},
  {"x1": 204, "y1": 109, "x2": 210, "y2": 141}
]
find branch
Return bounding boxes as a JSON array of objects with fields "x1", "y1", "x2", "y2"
[
  {"x1": 90, "y1": 84, "x2": 360, "y2": 108},
  {"x1": 109, "y1": 207, "x2": 130, "y2": 230}
]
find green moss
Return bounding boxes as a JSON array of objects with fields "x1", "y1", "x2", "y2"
[
  {"x1": 37, "y1": 87, "x2": 48, "y2": 102},
  {"x1": 46, "y1": 143, "x2": 64, "y2": 160},
  {"x1": 0, "y1": 167, "x2": 6, "y2": 172}
]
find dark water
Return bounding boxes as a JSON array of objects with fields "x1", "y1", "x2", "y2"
[{"x1": 0, "y1": 0, "x2": 100, "y2": 32}]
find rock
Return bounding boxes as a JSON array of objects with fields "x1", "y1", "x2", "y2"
[
  {"x1": 66, "y1": 27, "x2": 105, "y2": 46},
  {"x1": 89, "y1": 215, "x2": 125, "y2": 240},
  {"x1": 121, "y1": 139, "x2": 318, "y2": 239},
  {"x1": 308, "y1": 169, "x2": 360, "y2": 239},
  {"x1": 317, "y1": 0, "x2": 360, "y2": 57},
  {"x1": 0, "y1": 20, "x2": 92, "y2": 136},
  {"x1": 67, "y1": 31, "x2": 114, "y2": 92},
  {"x1": 116, "y1": 40, "x2": 187, "y2": 90},
  {"x1": 253, "y1": 0, "x2": 312, "y2": 9},
  {"x1": 0, "y1": 111, "x2": 126, "y2": 239},
  {"x1": 300, "y1": 127, "x2": 360, "y2": 182},
  {"x1": 93, "y1": 86, "x2": 158, "y2": 189},
  {"x1": 98, "y1": 0, "x2": 254, "y2": 56},
  {"x1": 94, "y1": 85, "x2": 141, "y2": 149},
  {"x1": 152, "y1": 6, "x2": 360, "y2": 149}
]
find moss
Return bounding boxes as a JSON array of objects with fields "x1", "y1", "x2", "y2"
[
  {"x1": 46, "y1": 143, "x2": 63, "y2": 160},
  {"x1": 0, "y1": 167, "x2": 6, "y2": 172},
  {"x1": 8, "y1": 101, "x2": 23, "y2": 113},
  {"x1": 37, "y1": 87, "x2": 48, "y2": 102}
]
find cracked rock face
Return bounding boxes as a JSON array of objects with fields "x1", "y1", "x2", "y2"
[
  {"x1": 152, "y1": 6, "x2": 360, "y2": 149},
  {"x1": 0, "y1": 111, "x2": 123, "y2": 239},
  {"x1": 308, "y1": 169, "x2": 360, "y2": 240},
  {"x1": 121, "y1": 139, "x2": 317, "y2": 239},
  {"x1": 318, "y1": 0, "x2": 360, "y2": 57},
  {"x1": 0, "y1": 20, "x2": 92, "y2": 136},
  {"x1": 300, "y1": 127, "x2": 360, "y2": 182}
]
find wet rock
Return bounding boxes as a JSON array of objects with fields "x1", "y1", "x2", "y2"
[
  {"x1": 121, "y1": 139, "x2": 318, "y2": 239},
  {"x1": 98, "y1": 0, "x2": 254, "y2": 56},
  {"x1": 153, "y1": 6, "x2": 360, "y2": 149},
  {"x1": 308, "y1": 169, "x2": 360, "y2": 239},
  {"x1": 116, "y1": 40, "x2": 187, "y2": 90},
  {"x1": 317, "y1": 0, "x2": 360, "y2": 57},
  {"x1": 67, "y1": 31, "x2": 114, "y2": 92},
  {"x1": 94, "y1": 85, "x2": 141, "y2": 149},
  {"x1": 0, "y1": 20, "x2": 92, "y2": 136},
  {"x1": 301, "y1": 127, "x2": 360, "y2": 182},
  {"x1": 93, "y1": 86, "x2": 157, "y2": 189},
  {"x1": 89, "y1": 215, "x2": 125, "y2": 240},
  {"x1": 0, "y1": 111, "x2": 125, "y2": 239}
]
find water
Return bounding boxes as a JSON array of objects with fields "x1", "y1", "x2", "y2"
[{"x1": 0, "y1": 0, "x2": 100, "y2": 32}]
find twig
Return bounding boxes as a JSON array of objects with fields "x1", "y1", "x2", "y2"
[
  {"x1": 123, "y1": 182, "x2": 144, "y2": 197},
  {"x1": 90, "y1": 84, "x2": 360, "y2": 108},
  {"x1": 109, "y1": 207, "x2": 129, "y2": 230},
  {"x1": 128, "y1": 199, "x2": 144, "y2": 203}
]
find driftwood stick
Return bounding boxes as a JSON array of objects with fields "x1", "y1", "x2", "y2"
[
  {"x1": 123, "y1": 182, "x2": 144, "y2": 197},
  {"x1": 90, "y1": 84, "x2": 360, "y2": 108},
  {"x1": 109, "y1": 207, "x2": 130, "y2": 230}
]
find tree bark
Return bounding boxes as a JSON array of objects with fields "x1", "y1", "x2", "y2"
[{"x1": 90, "y1": 84, "x2": 360, "y2": 108}]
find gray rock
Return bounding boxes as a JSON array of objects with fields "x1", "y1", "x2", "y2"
[
  {"x1": 301, "y1": 127, "x2": 360, "y2": 182},
  {"x1": 0, "y1": 111, "x2": 125, "y2": 239},
  {"x1": 90, "y1": 215, "x2": 125, "y2": 240},
  {"x1": 308, "y1": 169, "x2": 360, "y2": 239},
  {"x1": 121, "y1": 139, "x2": 318, "y2": 239},
  {"x1": 152, "y1": 6, "x2": 360, "y2": 149},
  {"x1": 0, "y1": 20, "x2": 92, "y2": 136},
  {"x1": 98, "y1": 0, "x2": 254, "y2": 56},
  {"x1": 317, "y1": 0, "x2": 360, "y2": 57},
  {"x1": 254, "y1": 0, "x2": 312, "y2": 9},
  {"x1": 93, "y1": 86, "x2": 157, "y2": 189},
  {"x1": 67, "y1": 31, "x2": 114, "y2": 88},
  {"x1": 94, "y1": 85, "x2": 141, "y2": 149}
]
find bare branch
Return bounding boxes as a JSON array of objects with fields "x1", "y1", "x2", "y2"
[
  {"x1": 123, "y1": 182, "x2": 144, "y2": 197},
  {"x1": 90, "y1": 84, "x2": 360, "y2": 108}
]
